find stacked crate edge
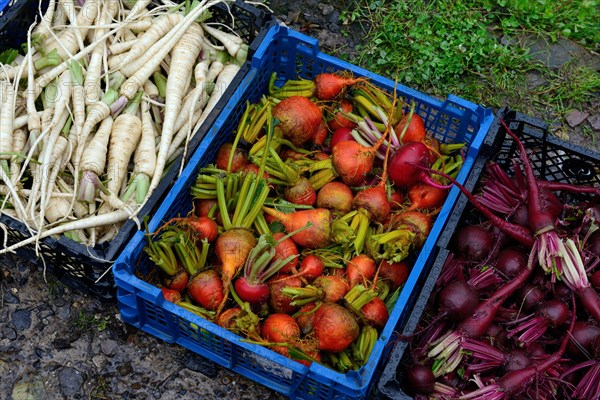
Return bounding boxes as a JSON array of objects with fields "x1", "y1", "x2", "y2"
[
  {"x1": 0, "y1": 0, "x2": 273, "y2": 302},
  {"x1": 114, "y1": 23, "x2": 494, "y2": 400}
]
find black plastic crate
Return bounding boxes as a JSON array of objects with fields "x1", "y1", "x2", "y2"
[
  {"x1": 0, "y1": 0, "x2": 274, "y2": 302},
  {"x1": 376, "y1": 108, "x2": 600, "y2": 399}
]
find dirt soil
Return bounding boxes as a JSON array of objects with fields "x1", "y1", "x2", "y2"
[{"x1": 1, "y1": 1, "x2": 599, "y2": 400}]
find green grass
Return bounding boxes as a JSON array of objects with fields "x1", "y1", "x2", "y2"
[{"x1": 339, "y1": 0, "x2": 599, "y2": 123}]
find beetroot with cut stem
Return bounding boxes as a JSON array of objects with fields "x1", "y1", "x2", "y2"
[
  {"x1": 567, "y1": 321, "x2": 600, "y2": 361},
  {"x1": 496, "y1": 247, "x2": 527, "y2": 278},
  {"x1": 515, "y1": 284, "x2": 544, "y2": 311},
  {"x1": 459, "y1": 301, "x2": 576, "y2": 400},
  {"x1": 454, "y1": 225, "x2": 493, "y2": 261},
  {"x1": 412, "y1": 165, "x2": 534, "y2": 247},
  {"x1": 437, "y1": 279, "x2": 479, "y2": 321},
  {"x1": 403, "y1": 364, "x2": 436, "y2": 395},
  {"x1": 506, "y1": 299, "x2": 569, "y2": 347}
]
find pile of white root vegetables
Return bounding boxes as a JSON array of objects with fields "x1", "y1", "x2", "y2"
[{"x1": 0, "y1": 0, "x2": 250, "y2": 253}]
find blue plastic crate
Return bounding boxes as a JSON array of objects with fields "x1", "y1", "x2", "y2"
[
  {"x1": 0, "y1": 0, "x2": 273, "y2": 302},
  {"x1": 0, "y1": 0, "x2": 49, "y2": 51},
  {"x1": 114, "y1": 23, "x2": 494, "y2": 400}
]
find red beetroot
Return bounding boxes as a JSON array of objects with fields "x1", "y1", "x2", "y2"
[
  {"x1": 361, "y1": 297, "x2": 389, "y2": 328},
  {"x1": 438, "y1": 279, "x2": 479, "y2": 321},
  {"x1": 379, "y1": 260, "x2": 410, "y2": 291},
  {"x1": 404, "y1": 365, "x2": 436, "y2": 395},
  {"x1": 496, "y1": 247, "x2": 527, "y2": 278},
  {"x1": 314, "y1": 73, "x2": 364, "y2": 100},
  {"x1": 454, "y1": 225, "x2": 493, "y2": 261},
  {"x1": 313, "y1": 303, "x2": 360, "y2": 353},
  {"x1": 329, "y1": 127, "x2": 355, "y2": 151},
  {"x1": 297, "y1": 255, "x2": 325, "y2": 281},
  {"x1": 347, "y1": 254, "x2": 376, "y2": 287},
  {"x1": 188, "y1": 270, "x2": 224, "y2": 311},
  {"x1": 328, "y1": 100, "x2": 356, "y2": 131},
  {"x1": 215, "y1": 142, "x2": 248, "y2": 172},
  {"x1": 567, "y1": 321, "x2": 600, "y2": 360},
  {"x1": 458, "y1": 265, "x2": 534, "y2": 339},
  {"x1": 388, "y1": 142, "x2": 432, "y2": 188},
  {"x1": 273, "y1": 96, "x2": 323, "y2": 146},
  {"x1": 316, "y1": 181, "x2": 354, "y2": 214},
  {"x1": 234, "y1": 277, "x2": 270, "y2": 305}
]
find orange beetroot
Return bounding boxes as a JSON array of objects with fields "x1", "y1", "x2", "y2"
[
  {"x1": 273, "y1": 96, "x2": 323, "y2": 146},
  {"x1": 407, "y1": 183, "x2": 448, "y2": 211},
  {"x1": 347, "y1": 254, "x2": 376, "y2": 287},
  {"x1": 269, "y1": 275, "x2": 302, "y2": 314},
  {"x1": 262, "y1": 314, "x2": 301, "y2": 357},
  {"x1": 394, "y1": 113, "x2": 426, "y2": 144},
  {"x1": 328, "y1": 100, "x2": 356, "y2": 131},
  {"x1": 316, "y1": 181, "x2": 354, "y2": 214},
  {"x1": 313, "y1": 303, "x2": 359, "y2": 353},
  {"x1": 161, "y1": 288, "x2": 181, "y2": 303},
  {"x1": 215, "y1": 142, "x2": 248, "y2": 172},
  {"x1": 314, "y1": 73, "x2": 364, "y2": 100},
  {"x1": 361, "y1": 297, "x2": 389, "y2": 328},
  {"x1": 188, "y1": 270, "x2": 224, "y2": 311},
  {"x1": 284, "y1": 177, "x2": 317, "y2": 206},
  {"x1": 262, "y1": 207, "x2": 331, "y2": 249},
  {"x1": 272, "y1": 232, "x2": 300, "y2": 274}
]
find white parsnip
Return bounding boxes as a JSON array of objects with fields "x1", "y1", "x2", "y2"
[
  {"x1": 115, "y1": 13, "x2": 184, "y2": 74},
  {"x1": 168, "y1": 60, "x2": 210, "y2": 159},
  {"x1": 0, "y1": 83, "x2": 15, "y2": 160},
  {"x1": 1, "y1": 0, "x2": 252, "y2": 249},
  {"x1": 134, "y1": 100, "x2": 157, "y2": 178},
  {"x1": 127, "y1": 19, "x2": 152, "y2": 33},
  {"x1": 33, "y1": 0, "x2": 57, "y2": 39},
  {"x1": 197, "y1": 63, "x2": 239, "y2": 126},
  {"x1": 60, "y1": 0, "x2": 86, "y2": 53},
  {"x1": 84, "y1": 0, "x2": 120, "y2": 105},
  {"x1": 142, "y1": 14, "x2": 211, "y2": 202},
  {"x1": 0, "y1": 209, "x2": 130, "y2": 255},
  {"x1": 45, "y1": 0, "x2": 100, "y2": 60},
  {"x1": 202, "y1": 23, "x2": 243, "y2": 57},
  {"x1": 10, "y1": 128, "x2": 28, "y2": 184},
  {"x1": 108, "y1": 39, "x2": 137, "y2": 56},
  {"x1": 45, "y1": 196, "x2": 73, "y2": 224},
  {"x1": 81, "y1": 116, "x2": 113, "y2": 176},
  {"x1": 106, "y1": 93, "x2": 142, "y2": 197}
]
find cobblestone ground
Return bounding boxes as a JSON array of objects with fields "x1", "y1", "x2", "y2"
[{"x1": 1, "y1": 1, "x2": 599, "y2": 399}]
